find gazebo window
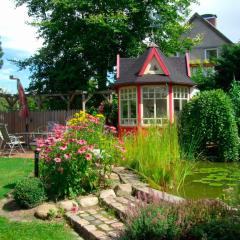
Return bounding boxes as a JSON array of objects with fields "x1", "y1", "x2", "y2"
[
  {"x1": 142, "y1": 86, "x2": 168, "y2": 125},
  {"x1": 120, "y1": 88, "x2": 137, "y2": 126},
  {"x1": 173, "y1": 87, "x2": 189, "y2": 115}
]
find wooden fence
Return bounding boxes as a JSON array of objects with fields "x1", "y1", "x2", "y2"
[{"x1": 0, "y1": 110, "x2": 80, "y2": 134}]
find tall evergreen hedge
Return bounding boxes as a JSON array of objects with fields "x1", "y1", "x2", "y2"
[{"x1": 179, "y1": 90, "x2": 239, "y2": 162}]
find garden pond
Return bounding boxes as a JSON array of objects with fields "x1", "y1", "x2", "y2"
[{"x1": 174, "y1": 162, "x2": 240, "y2": 200}]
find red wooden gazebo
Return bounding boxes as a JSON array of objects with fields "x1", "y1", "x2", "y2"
[{"x1": 114, "y1": 43, "x2": 195, "y2": 136}]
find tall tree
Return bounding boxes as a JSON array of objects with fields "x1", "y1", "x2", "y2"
[
  {"x1": 0, "y1": 38, "x2": 3, "y2": 69},
  {"x1": 15, "y1": 0, "x2": 197, "y2": 93},
  {"x1": 214, "y1": 43, "x2": 240, "y2": 91}
]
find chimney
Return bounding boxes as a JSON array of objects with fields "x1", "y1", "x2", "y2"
[{"x1": 201, "y1": 14, "x2": 217, "y2": 27}]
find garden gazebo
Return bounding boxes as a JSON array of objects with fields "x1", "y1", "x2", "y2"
[{"x1": 115, "y1": 43, "x2": 195, "y2": 136}]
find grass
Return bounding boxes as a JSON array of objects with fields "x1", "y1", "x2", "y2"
[
  {"x1": 0, "y1": 217, "x2": 78, "y2": 240},
  {"x1": 0, "y1": 158, "x2": 33, "y2": 199},
  {"x1": 121, "y1": 123, "x2": 193, "y2": 191},
  {"x1": 0, "y1": 157, "x2": 79, "y2": 240}
]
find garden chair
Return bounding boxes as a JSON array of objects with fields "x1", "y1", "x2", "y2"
[{"x1": 0, "y1": 124, "x2": 25, "y2": 157}]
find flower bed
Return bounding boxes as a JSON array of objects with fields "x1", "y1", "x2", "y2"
[{"x1": 37, "y1": 111, "x2": 124, "y2": 199}]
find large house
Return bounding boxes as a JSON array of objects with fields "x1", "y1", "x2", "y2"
[
  {"x1": 114, "y1": 43, "x2": 194, "y2": 136},
  {"x1": 183, "y1": 13, "x2": 232, "y2": 71}
]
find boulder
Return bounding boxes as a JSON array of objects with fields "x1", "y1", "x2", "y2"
[
  {"x1": 35, "y1": 203, "x2": 58, "y2": 220},
  {"x1": 58, "y1": 200, "x2": 78, "y2": 211},
  {"x1": 108, "y1": 173, "x2": 120, "y2": 180},
  {"x1": 79, "y1": 196, "x2": 99, "y2": 208},
  {"x1": 114, "y1": 184, "x2": 132, "y2": 197},
  {"x1": 99, "y1": 189, "x2": 116, "y2": 199}
]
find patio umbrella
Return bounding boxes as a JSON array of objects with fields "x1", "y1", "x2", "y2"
[{"x1": 17, "y1": 79, "x2": 30, "y2": 132}]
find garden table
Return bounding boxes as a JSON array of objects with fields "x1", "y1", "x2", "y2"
[{"x1": 14, "y1": 132, "x2": 52, "y2": 148}]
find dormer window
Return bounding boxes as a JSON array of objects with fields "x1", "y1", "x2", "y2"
[{"x1": 144, "y1": 56, "x2": 164, "y2": 75}]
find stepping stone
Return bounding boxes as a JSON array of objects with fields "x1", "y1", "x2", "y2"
[
  {"x1": 78, "y1": 196, "x2": 99, "y2": 208},
  {"x1": 99, "y1": 189, "x2": 116, "y2": 199},
  {"x1": 101, "y1": 195, "x2": 141, "y2": 220},
  {"x1": 114, "y1": 183, "x2": 132, "y2": 197},
  {"x1": 58, "y1": 200, "x2": 78, "y2": 211},
  {"x1": 66, "y1": 207, "x2": 123, "y2": 240}
]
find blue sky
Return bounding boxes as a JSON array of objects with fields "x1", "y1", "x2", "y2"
[{"x1": 0, "y1": 0, "x2": 240, "y2": 93}]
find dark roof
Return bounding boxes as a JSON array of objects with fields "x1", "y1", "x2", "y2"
[
  {"x1": 115, "y1": 47, "x2": 195, "y2": 87},
  {"x1": 189, "y1": 13, "x2": 232, "y2": 44},
  {"x1": 201, "y1": 14, "x2": 217, "y2": 19}
]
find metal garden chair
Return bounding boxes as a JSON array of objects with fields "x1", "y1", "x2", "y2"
[{"x1": 0, "y1": 124, "x2": 25, "y2": 157}]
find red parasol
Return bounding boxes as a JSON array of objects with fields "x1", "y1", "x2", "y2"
[{"x1": 17, "y1": 79, "x2": 29, "y2": 119}]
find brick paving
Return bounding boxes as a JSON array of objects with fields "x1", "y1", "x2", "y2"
[{"x1": 66, "y1": 207, "x2": 124, "y2": 240}]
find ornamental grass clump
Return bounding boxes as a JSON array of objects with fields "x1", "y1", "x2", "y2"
[
  {"x1": 37, "y1": 111, "x2": 124, "y2": 199},
  {"x1": 122, "y1": 123, "x2": 193, "y2": 191}
]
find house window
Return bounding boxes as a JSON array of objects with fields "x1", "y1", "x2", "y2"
[
  {"x1": 205, "y1": 48, "x2": 218, "y2": 61},
  {"x1": 120, "y1": 88, "x2": 137, "y2": 126},
  {"x1": 142, "y1": 86, "x2": 168, "y2": 125},
  {"x1": 173, "y1": 87, "x2": 189, "y2": 116}
]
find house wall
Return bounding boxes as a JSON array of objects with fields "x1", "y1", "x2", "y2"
[{"x1": 183, "y1": 17, "x2": 230, "y2": 61}]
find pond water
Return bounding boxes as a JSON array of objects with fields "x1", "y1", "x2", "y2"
[{"x1": 174, "y1": 162, "x2": 240, "y2": 200}]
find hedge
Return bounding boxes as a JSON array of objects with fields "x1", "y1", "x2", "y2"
[{"x1": 179, "y1": 90, "x2": 239, "y2": 162}]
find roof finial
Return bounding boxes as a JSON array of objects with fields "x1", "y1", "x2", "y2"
[{"x1": 147, "y1": 42, "x2": 159, "y2": 48}]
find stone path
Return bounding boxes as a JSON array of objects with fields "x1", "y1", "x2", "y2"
[
  {"x1": 65, "y1": 167, "x2": 185, "y2": 240},
  {"x1": 66, "y1": 207, "x2": 124, "y2": 240}
]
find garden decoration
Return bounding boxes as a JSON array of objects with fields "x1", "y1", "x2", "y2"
[{"x1": 114, "y1": 43, "x2": 195, "y2": 136}]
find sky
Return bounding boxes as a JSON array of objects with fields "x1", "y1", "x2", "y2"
[{"x1": 0, "y1": 0, "x2": 240, "y2": 93}]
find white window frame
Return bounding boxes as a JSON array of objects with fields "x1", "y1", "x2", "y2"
[
  {"x1": 141, "y1": 85, "x2": 169, "y2": 126},
  {"x1": 173, "y1": 86, "x2": 189, "y2": 115},
  {"x1": 119, "y1": 87, "x2": 137, "y2": 126},
  {"x1": 204, "y1": 48, "x2": 218, "y2": 60}
]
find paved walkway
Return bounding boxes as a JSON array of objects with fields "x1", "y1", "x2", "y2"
[
  {"x1": 0, "y1": 150, "x2": 34, "y2": 159},
  {"x1": 65, "y1": 167, "x2": 184, "y2": 240}
]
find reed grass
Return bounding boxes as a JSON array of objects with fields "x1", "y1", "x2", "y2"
[{"x1": 121, "y1": 123, "x2": 193, "y2": 191}]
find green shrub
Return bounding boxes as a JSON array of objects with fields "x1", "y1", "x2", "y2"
[
  {"x1": 179, "y1": 90, "x2": 239, "y2": 161},
  {"x1": 13, "y1": 177, "x2": 46, "y2": 209},
  {"x1": 38, "y1": 112, "x2": 123, "y2": 199},
  {"x1": 188, "y1": 218, "x2": 240, "y2": 240},
  {"x1": 118, "y1": 200, "x2": 240, "y2": 240},
  {"x1": 229, "y1": 81, "x2": 240, "y2": 133}
]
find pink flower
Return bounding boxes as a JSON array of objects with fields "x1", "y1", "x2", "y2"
[
  {"x1": 36, "y1": 148, "x2": 41, "y2": 152},
  {"x1": 77, "y1": 148, "x2": 86, "y2": 154},
  {"x1": 64, "y1": 153, "x2": 71, "y2": 160},
  {"x1": 77, "y1": 139, "x2": 87, "y2": 145},
  {"x1": 85, "y1": 153, "x2": 92, "y2": 161},
  {"x1": 59, "y1": 145, "x2": 67, "y2": 151},
  {"x1": 54, "y1": 157, "x2": 61, "y2": 163},
  {"x1": 71, "y1": 204, "x2": 79, "y2": 213},
  {"x1": 87, "y1": 145, "x2": 94, "y2": 151}
]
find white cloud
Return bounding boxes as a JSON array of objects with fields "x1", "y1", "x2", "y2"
[{"x1": 0, "y1": 0, "x2": 43, "y2": 53}]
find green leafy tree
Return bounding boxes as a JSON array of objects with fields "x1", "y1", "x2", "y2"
[
  {"x1": 229, "y1": 81, "x2": 240, "y2": 133},
  {"x1": 191, "y1": 67, "x2": 216, "y2": 91},
  {"x1": 0, "y1": 38, "x2": 3, "y2": 69},
  {"x1": 15, "y1": 0, "x2": 198, "y2": 95},
  {"x1": 214, "y1": 43, "x2": 240, "y2": 91}
]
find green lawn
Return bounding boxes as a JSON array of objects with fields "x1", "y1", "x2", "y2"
[
  {"x1": 0, "y1": 157, "x2": 80, "y2": 240},
  {"x1": 0, "y1": 158, "x2": 33, "y2": 199},
  {"x1": 0, "y1": 217, "x2": 78, "y2": 240}
]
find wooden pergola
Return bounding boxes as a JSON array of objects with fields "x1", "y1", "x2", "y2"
[{"x1": 0, "y1": 90, "x2": 116, "y2": 111}]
